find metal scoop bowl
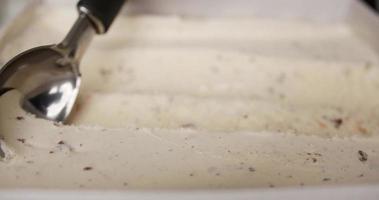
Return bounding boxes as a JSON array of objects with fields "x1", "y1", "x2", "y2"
[{"x1": 0, "y1": 0, "x2": 125, "y2": 122}]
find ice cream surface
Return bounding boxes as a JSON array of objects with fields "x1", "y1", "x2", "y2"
[{"x1": 0, "y1": 3, "x2": 379, "y2": 189}]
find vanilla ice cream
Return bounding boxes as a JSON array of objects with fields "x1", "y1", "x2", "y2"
[{"x1": 0, "y1": 3, "x2": 378, "y2": 189}]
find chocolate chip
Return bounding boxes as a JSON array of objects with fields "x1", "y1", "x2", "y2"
[
  {"x1": 16, "y1": 116, "x2": 24, "y2": 120},
  {"x1": 181, "y1": 123, "x2": 196, "y2": 129},
  {"x1": 331, "y1": 118, "x2": 343, "y2": 129},
  {"x1": 358, "y1": 150, "x2": 368, "y2": 162},
  {"x1": 17, "y1": 138, "x2": 26, "y2": 143},
  {"x1": 248, "y1": 167, "x2": 256, "y2": 172},
  {"x1": 83, "y1": 166, "x2": 93, "y2": 171}
]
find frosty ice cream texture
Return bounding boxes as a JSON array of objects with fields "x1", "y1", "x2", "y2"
[{"x1": 0, "y1": 5, "x2": 379, "y2": 189}]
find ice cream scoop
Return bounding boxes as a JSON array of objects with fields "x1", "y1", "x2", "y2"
[{"x1": 0, "y1": 0, "x2": 125, "y2": 122}]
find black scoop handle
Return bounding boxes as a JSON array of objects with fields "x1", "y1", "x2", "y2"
[{"x1": 77, "y1": 0, "x2": 126, "y2": 33}]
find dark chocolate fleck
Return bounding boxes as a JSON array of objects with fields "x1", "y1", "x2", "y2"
[
  {"x1": 58, "y1": 140, "x2": 65, "y2": 145},
  {"x1": 322, "y1": 178, "x2": 331, "y2": 182},
  {"x1": 358, "y1": 150, "x2": 368, "y2": 162},
  {"x1": 331, "y1": 118, "x2": 343, "y2": 129},
  {"x1": 17, "y1": 138, "x2": 26, "y2": 143},
  {"x1": 83, "y1": 166, "x2": 93, "y2": 171},
  {"x1": 16, "y1": 116, "x2": 24, "y2": 120},
  {"x1": 248, "y1": 167, "x2": 256, "y2": 172},
  {"x1": 181, "y1": 123, "x2": 196, "y2": 129}
]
